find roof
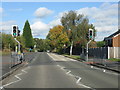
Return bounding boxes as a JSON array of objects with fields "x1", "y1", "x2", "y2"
[{"x1": 104, "y1": 30, "x2": 120, "y2": 40}]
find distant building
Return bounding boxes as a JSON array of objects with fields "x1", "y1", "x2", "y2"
[{"x1": 104, "y1": 30, "x2": 120, "y2": 47}]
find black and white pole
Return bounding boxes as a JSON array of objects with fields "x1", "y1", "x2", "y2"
[
  {"x1": 86, "y1": 29, "x2": 94, "y2": 62},
  {"x1": 12, "y1": 25, "x2": 21, "y2": 54},
  {"x1": 86, "y1": 40, "x2": 92, "y2": 62}
]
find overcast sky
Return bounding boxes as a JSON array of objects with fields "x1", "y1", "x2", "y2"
[{"x1": 0, "y1": 2, "x2": 118, "y2": 41}]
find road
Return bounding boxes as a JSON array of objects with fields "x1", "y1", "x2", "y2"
[
  {"x1": 1, "y1": 52, "x2": 119, "y2": 89},
  {"x1": 1, "y1": 52, "x2": 36, "y2": 79}
]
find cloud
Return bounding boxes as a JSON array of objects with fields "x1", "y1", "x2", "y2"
[
  {"x1": 34, "y1": 7, "x2": 53, "y2": 18},
  {"x1": 0, "y1": 7, "x2": 3, "y2": 13},
  {"x1": 31, "y1": 21, "x2": 50, "y2": 38},
  {"x1": 0, "y1": 20, "x2": 16, "y2": 33},
  {"x1": 76, "y1": 2, "x2": 118, "y2": 41},
  {"x1": 49, "y1": 18, "x2": 61, "y2": 28}
]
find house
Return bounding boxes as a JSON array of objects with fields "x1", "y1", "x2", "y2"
[{"x1": 104, "y1": 30, "x2": 120, "y2": 47}]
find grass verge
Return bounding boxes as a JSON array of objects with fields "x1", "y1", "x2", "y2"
[
  {"x1": 0, "y1": 51, "x2": 11, "y2": 56},
  {"x1": 63, "y1": 54, "x2": 81, "y2": 60},
  {"x1": 108, "y1": 58, "x2": 120, "y2": 62}
]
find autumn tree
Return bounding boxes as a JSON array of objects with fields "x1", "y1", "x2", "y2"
[{"x1": 47, "y1": 25, "x2": 69, "y2": 53}]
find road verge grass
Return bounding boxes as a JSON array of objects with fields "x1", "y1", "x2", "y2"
[
  {"x1": 0, "y1": 51, "x2": 11, "y2": 56},
  {"x1": 63, "y1": 54, "x2": 81, "y2": 60},
  {"x1": 108, "y1": 58, "x2": 120, "y2": 62}
]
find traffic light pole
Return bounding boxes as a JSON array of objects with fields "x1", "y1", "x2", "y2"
[
  {"x1": 14, "y1": 38, "x2": 21, "y2": 54},
  {"x1": 86, "y1": 40, "x2": 92, "y2": 62}
]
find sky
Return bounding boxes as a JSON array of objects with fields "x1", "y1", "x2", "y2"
[{"x1": 0, "y1": 1, "x2": 119, "y2": 41}]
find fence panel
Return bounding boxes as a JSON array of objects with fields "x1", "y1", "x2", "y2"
[
  {"x1": 88, "y1": 47, "x2": 108, "y2": 59},
  {"x1": 118, "y1": 47, "x2": 120, "y2": 59},
  {"x1": 108, "y1": 47, "x2": 120, "y2": 59}
]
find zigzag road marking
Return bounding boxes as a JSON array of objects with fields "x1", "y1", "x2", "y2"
[{"x1": 0, "y1": 67, "x2": 30, "y2": 89}]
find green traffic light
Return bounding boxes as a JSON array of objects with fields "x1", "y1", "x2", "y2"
[{"x1": 13, "y1": 33, "x2": 16, "y2": 36}]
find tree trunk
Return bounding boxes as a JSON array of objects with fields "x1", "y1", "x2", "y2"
[{"x1": 70, "y1": 41, "x2": 73, "y2": 56}]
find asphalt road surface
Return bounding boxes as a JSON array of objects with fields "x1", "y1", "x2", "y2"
[
  {"x1": 1, "y1": 52, "x2": 36, "y2": 78},
  {"x1": 1, "y1": 52, "x2": 119, "y2": 89}
]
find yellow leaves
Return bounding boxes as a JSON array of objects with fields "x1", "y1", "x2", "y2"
[{"x1": 47, "y1": 25, "x2": 69, "y2": 48}]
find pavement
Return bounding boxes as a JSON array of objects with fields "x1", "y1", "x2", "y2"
[{"x1": 1, "y1": 52, "x2": 119, "y2": 89}]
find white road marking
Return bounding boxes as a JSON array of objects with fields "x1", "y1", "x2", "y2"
[
  {"x1": 66, "y1": 70, "x2": 71, "y2": 74},
  {"x1": 92, "y1": 66, "x2": 118, "y2": 75},
  {"x1": 103, "y1": 69, "x2": 106, "y2": 72},
  {"x1": 57, "y1": 65, "x2": 60, "y2": 67},
  {"x1": 75, "y1": 76, "x2": 91, "y2": 88},
  {"x1": 21, "y1": 70, "x2": 27, "y2": 73},
  {"x1": 47, "y1": 53, "x2": 77, "y2": 62},
  {"x1": 1, "y1": 66, "x2": 30, "y2": 88},
  {"x1": 61, "y1": 67, "x2": 65, "y2": 70},
  {"x1": 76, "y1": 77, "x2": 81, "y2": 84},
  {"x1": 78, "y1": 83, "x2": 91, "y2": 88},
  {"x1": 47, "y1": 53, "x2": 93, "y2": 88},
  {"x1": 1, "y1": 73, "x2": 22, "y2": 88},
  {"x1": 105, "y1": 71, "x2": 119, "y2": 75},
  {"x1": 91, "y1": 66, "x2": 93, "y2": 68}
]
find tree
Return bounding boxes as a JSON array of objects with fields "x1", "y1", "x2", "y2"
[
  {"x1": 2, "y1": 33, "x2": 16, "y2": 51},
  {"x1": 46, "y1": 25, "x2": 69, "y2": 53},
  {"x1": 34, "y1": 38, "x2": 49, "y2": 52},
  {"x1": 61, "y1": 10, "x2": 96, "y2": 55},
  {"x1": 23, "y1": 20, "x2": 34, "y2": 48},
  {"x1": 97, "y1": 41, "x2": 105, "y2": 47}
]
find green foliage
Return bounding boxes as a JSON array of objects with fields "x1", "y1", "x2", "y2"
[
  {"x1": 16, "y1": 35, "x2": 26, "y2": 49},
  {"x1": 2, "y1": 33, "x2": 16, "y2": 51},
  {"x1": 23, "y1": 20, "x2": 34, "y2": 48},
  {"x1": 34, "y1": 38, "x2": 50, "y2": 52},
  {"x1": 97, "y1": 41, "x2": 105, "y2": 47},
  {"x1": 108, "y1": 58, "x2": 120, "y2": 62},
  {"x1": 61, "y1": 10, "x2": 97, "y2": 48}
]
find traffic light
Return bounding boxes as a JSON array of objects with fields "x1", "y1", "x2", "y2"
[
  {"x1": 18, "y1": 30, "x2": 20, "y2": 36},
  {"x1": 12, "y1": 25, "x2": 18, "y2": 38},
  {"x1": 89, "y1": 29, "x2": 93, "y2": 40}
]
